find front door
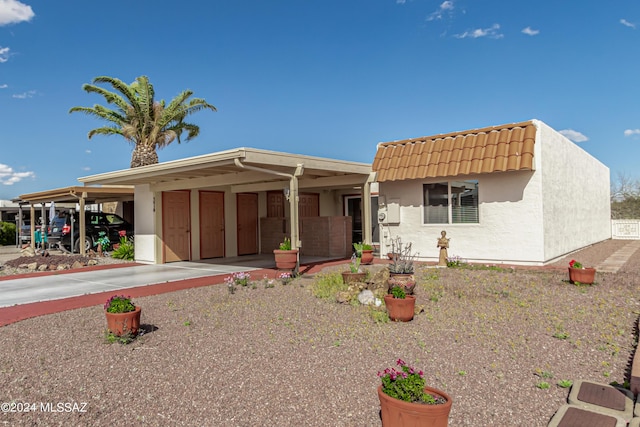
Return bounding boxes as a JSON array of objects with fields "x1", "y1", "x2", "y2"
[
  {"x1": 163, "y1": 191, "x2": 191, "y2": 262},
  {"x1": 200, "y1": 191, "x2": 225, "y2": 259},
  {"x1": 236, "y1": 193, "x2": 258, "y2": 255}
]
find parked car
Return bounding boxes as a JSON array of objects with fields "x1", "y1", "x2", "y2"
[
  {"x1": 54, "y1": 211, "x2": 133, "y2": 253},
  {"x1": 19, "y1": 221, "x2": 41, "y2": 244}
]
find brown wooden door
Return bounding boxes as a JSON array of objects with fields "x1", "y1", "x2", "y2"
[
  {"x1": 237, "y1": 193, "x2": 258, "y2": 255},
  {"x1": 200, "y1": 191, "x2": 225, "y2": 259},
  {"x1": 299, "y1": 193, "x2": 319, "y2": 217},
  {"x1": 267, "y1": 191, "x2": 284, "y2": 217},
  {"x1": 162, "y1": 191, "x2": 191, "y2": 262}
]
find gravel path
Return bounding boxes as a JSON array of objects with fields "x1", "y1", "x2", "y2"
[{"x1": 0, "y1": 240, "x2": 638, "y2": 426}]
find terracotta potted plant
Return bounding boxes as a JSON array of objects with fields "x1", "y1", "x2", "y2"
[
  {"x1": 568, "y1": 259, "x2": 596, "y2": 285},
  {"x1": 384, "y1": 286, "x2": 416, "y2": 322},
  {"x1": 273, "y1": 237, "x2": 298, "y2": 271},
  {"x1": 378, "y1": 358, "x2": 452, "y2": 427},
  {"x1": 387, "y1": 237, "x2": 417, "y2": 294},
  {"x1": 354, "y1": 242, "x2": 374, "y2": 265},
  {"x1": 342, "y1": 253, "x2": 367, "y2": 284},
  {"x1": 104, "y1": 295, "x2": 141, "y2": 337}
]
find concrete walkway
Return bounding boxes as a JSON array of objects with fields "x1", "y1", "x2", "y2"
[
  {"x1": 0, "y1": 261, "x2": 263, "y2": 308},
  {"x1": 595, "y1": 240, "x2": 640, "y2": 273}
]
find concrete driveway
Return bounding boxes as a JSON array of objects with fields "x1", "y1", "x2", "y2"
[{"x1": 0, "y1": 261, "x2": 262, "y2": 308}]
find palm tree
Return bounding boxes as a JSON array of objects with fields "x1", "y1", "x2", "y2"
[{"x1": 70, "y1": 75, "x2": 216, "y2": 167}]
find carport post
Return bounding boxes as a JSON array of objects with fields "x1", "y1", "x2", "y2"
[
  {"x1": 79, "y1": 193, "x2": 86, "y2": 256},
  {"x1": 29, "y1": 205, "x2": 35, "y2": 250},
  {"x1": 362, "y1": 172, "x2": 376, "y2": 245},
  {"x1": 289, "y1": 165, "x2": 304, "y2": 272}
]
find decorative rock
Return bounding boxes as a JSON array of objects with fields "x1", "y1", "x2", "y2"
[
  {"x1": 20, "y1": 246, "x2": 35, "y2": 257},
  {"x1": 27, "y1": 262, "x2": 37, "y2": 271},
  {"x1": 358, "y1": 290, "x2": 375, "y2": 305},
  {"x1": 336, "y1": 291, "x2": 352, "y2": 304},
  {"x1": 56, "y1": 264, "x2": 68, "y2": 270},
  {"x1": 368, "y1": 268, "x2": 390, "y2": 293},
  {"x1": 37, "y1": 264, "x2": 48, "y2": 272},
  {"x1": 71, "y1": 261, "x2": 85, "y2": 269},
  {"x1": 88, "y1": 259, "x2": 99, "y2": 266}
]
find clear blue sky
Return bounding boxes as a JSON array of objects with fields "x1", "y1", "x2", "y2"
[{"x1": 1, "y1": 0, "x2": 639, "y2": 200}]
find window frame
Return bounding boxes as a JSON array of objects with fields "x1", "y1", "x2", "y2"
[{"x1": 423, "y1": 180, "x2": 479, "y2": 225}]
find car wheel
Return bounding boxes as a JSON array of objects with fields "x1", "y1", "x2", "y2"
[{"x1": 74, "y1": 236, "x2": 93, "y2": 253}]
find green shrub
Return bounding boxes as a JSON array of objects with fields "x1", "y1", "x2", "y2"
[
  {"x1": 111, "y1": 236, "x2": 135, "y2": 260},
  {"x1": 311, "y1": 272, "x2": 348, "y2": 300},
  {"x1": 0, "y1": 221, "x2": 16, "y2": 246}
]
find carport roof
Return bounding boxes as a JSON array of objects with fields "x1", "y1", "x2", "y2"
[
  {"x1": 17, "y1": 186, "x2": 134, "y2": 204},
  {"x1": 78, "y1": 147, "x2": 374, "y2": 191}
]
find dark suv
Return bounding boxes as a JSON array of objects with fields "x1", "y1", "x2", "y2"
[{"x1": 53, "y1": 211, "x2": 133, "y2": 252}]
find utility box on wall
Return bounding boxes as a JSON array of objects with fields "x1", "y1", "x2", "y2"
[{"x1": 378, "y1": 198, "x2": 400, "y2": 224}]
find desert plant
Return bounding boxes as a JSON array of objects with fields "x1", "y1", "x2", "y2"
[
  {"x1": 390, "y1": 286, "x2": 406, "y2": 299},
  {"x1": 311, "y1": 272, "x2": 348, "y2": 300},
  {"x1": 388, "y1": 237, "x2": 418, "y2": 274},
  {"x1": 349, "y1": 253, "x2": 361, "y2": 273},
  {"x1": 279, "y1": 237, "x2": 292, "y2": 250},
  {"x1": 112, "y1": 236, "x2": 135, "y2": 260},
  {"x1": 353, "y1": 242, "x2": 372, "y2": 256},
  {"x1": 69, "y1": 75, "x2": 216, "y2": 168}
]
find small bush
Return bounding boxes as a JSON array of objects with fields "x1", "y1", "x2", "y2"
[
  {"x1": 0, "y1": 221, "x2": 16, "y2": 246},
  {"x1": 311, "y1": 272, "x2": 348, "y2": 300},
  {"x1": 112, "y1": 236, "x2": 135, "y2": 260}
]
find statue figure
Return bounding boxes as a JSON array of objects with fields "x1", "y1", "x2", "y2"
[{"x1": 437, "y1": 230, "x2": 449, "y2": 267}]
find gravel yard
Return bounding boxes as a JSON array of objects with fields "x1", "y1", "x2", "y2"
[{"x1": 0, "y1": 240, "x2": 639, "y2": 426}]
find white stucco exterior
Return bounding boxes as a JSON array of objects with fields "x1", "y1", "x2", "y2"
[{"x1": 377, "y1": 120, "x2": 611, "y2": 265}]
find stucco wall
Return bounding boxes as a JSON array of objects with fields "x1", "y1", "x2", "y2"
[
  {"x1": 377, "y1": 120, "x2": 611, "y2": 265},
  {"x1": 378, "y1": 169, "x2": 545, "y2": 264},
  {"x1": 537, "y1": 120, "x2": 611, "y2": 260}
]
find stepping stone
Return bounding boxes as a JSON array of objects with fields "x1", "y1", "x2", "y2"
[
  {"x1": 547, "y1": 404, "x2": 627, "y2": 427},
  {"x1": 630, "y1": 417, "x2": 640, "y2": 427},
  {"x1": 567, "y1": 380, "x2": 634, "y2": 420}
]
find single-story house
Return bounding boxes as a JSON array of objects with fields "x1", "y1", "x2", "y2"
[
  {"x1": 79, "y1": 148, "x2": 376, "y2": 264},
  {"x1": 372, "y1": 119, "x2": 611, "y2": 265}
]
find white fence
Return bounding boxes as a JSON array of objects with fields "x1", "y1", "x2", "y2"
[{"x1": 612, "y1": 220, "x2": 640, "y2": 240}]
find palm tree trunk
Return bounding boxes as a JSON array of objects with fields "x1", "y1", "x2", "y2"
[{"x1": 130, "y1": 145, "x2": 159, "y2": 168}]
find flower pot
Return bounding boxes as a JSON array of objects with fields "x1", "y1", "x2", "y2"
[
  {"x1": 568, "y1": 267, "x2": 596, "y2": 285},
  {"x1": 105, "y1": 306, "x2": 141, "y2": 336},
  {"x1": 378, "y1": 384, "x2": 452, "y2": 427},
  {"x1": 273, "y1": 249, "x2": 299, "y2": 270},
  {"x1": 388, "y1": 273, "x2": 416, "y2": 295},
  {"x1": 342, "y1": 271, "x2": 367, "y2": 284},
  {"x1": 361, "y1": 249, "x2": 374, "y2": 265},
  {"x1": 384, "y1": 294, "x2": 416, "y2": 322}
]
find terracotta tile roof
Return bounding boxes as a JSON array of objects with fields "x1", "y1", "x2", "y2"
[{"x1": 372, "y1": 121, "x2": 536, "y2": 182}]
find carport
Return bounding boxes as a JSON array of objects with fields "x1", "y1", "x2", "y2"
[
  {"x1": 17, "y1": 186, "x2": 134, "y2": 255},
  {"x1": 77, "y1": 147, "x2": 375, "y2": 264}
]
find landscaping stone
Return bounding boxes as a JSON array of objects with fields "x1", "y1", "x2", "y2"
[
  {"x1": 547, "y1": 404, "x2": 628, "y2": 427},
  {"x1": 566, "y1": 380, "x2": 634, "y2": 420},
  {"x1": 357, "y1": 289, "x2": 375, "y2": 305}
]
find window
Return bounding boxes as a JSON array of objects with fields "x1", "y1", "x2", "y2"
[{"x1": 424, "y1": 180, "x2": 478, "y2": 224}]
